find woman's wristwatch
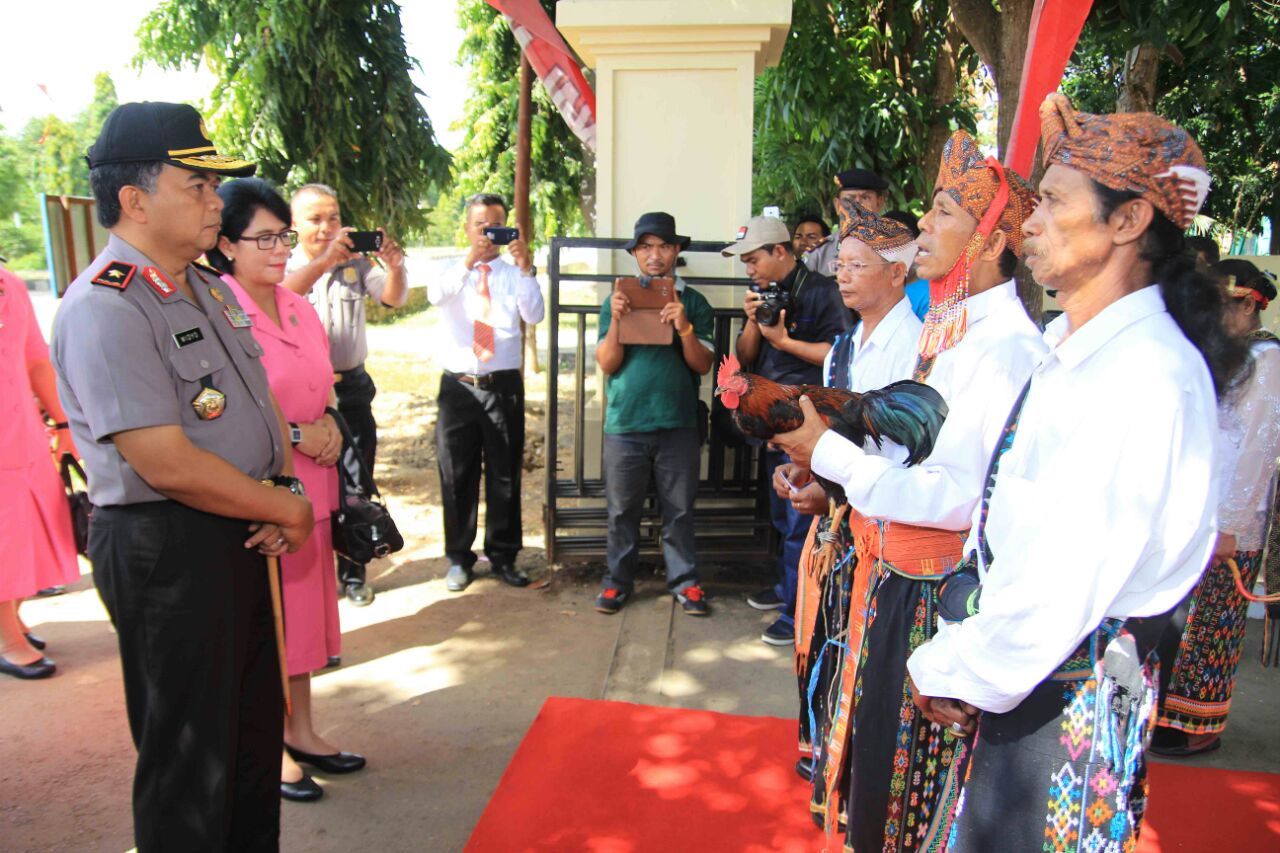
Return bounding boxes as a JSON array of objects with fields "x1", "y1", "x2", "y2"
[{"x1": 288, "y1": 422, "x2": 303, "y2": 446}]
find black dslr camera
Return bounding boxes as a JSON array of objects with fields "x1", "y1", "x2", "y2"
[{"x1": 751, "y1": 282, "x2": 792, "y2": 327}]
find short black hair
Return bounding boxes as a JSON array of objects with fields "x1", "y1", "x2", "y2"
[
  {"x1": 792, "y1": 214, "x2": 831, "y2": 237},
  {"x1": 883, "y1": 209, "x2": 920, "y2": 238},
  {"x1": 1186, "y1": 234, "x2": 1220, "y2": 264},
  {"x1": 206, "y1": 178, "x2": 294, "y2": 275},
  {"x1": 466, "y1": 192, "x2": 508, "y2": 218},
  {"x1": 998, "y1": 248, "x2": 1018, "y2": 278},
  {"x1": 91, "y1": 161, "x2": 164, "y2": 228}
]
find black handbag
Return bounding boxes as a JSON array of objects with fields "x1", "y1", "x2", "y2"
[
  {"x1": 328, "y1": 411, "x2": 404, "y2": 564},
  {"x1": 59, "y1": 454, "x2": 93, "y2": 557}
]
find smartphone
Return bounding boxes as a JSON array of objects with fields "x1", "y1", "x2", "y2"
[
  {"x1": 347, "y1": 230, "x2": 383, "y2": 253},
  {"x1": 484, "y1": 226, "x2": 519, "y2": 245}
]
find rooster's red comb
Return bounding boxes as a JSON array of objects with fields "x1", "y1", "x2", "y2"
[{"x1": 717, "y1": 354, "x2": 741, "y2": 387}]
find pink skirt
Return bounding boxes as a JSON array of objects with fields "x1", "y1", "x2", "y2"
[
  {"x1": 0, "y1": 457, "x2": 81, "y2": 601},
  {"x1": 281, "y1": 517, "x2": 341, "y2": 676}
]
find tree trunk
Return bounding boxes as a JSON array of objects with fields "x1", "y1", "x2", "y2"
[
  {"x1": 1117, "y1": 42, "x2": 1160, "y2": 112},
  {"x1": 1270, "y1": 194, "x2": 1280, "y2": 255},
  {"x1": 921, "y1": 24, "x2": 963, "y2": 201}
]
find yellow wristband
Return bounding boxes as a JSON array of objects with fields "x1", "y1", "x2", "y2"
[{"x1": 678, "y1": 324, "x2": 695, "y2": 338}]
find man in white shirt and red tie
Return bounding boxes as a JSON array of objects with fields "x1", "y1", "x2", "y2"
[{"x1": 428, "y1": 193, "x2": 545, "y2": 591}]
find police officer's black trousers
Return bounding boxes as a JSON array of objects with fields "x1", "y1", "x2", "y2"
[
  {"x1": 91, "y1": 502, "x2": 283, "y2": 853},
  {"x1": 335, "y1": 365, "x2": 378, "y2": 587},
  {"x1": 435, "y1": 369, "x2": 525, "y2": 569}
]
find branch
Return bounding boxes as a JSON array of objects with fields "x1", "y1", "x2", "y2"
[{"x1": 949, "y1": 0, "x2": 1001, "y2": 76}]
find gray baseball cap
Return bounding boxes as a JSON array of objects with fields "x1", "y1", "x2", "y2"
[{"x1": 721, "y1": 215, "x2": 792, "y2": 258}]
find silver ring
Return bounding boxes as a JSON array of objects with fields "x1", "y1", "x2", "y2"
[
  {"x1": 950, "y1": 722, "x2": 967, "y2": 736},
  {"x1": 276, "y1": 538, "x2": 285, "y2": 546}
]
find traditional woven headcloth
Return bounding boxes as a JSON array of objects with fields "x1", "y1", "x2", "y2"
[
  {"x1": 934, "y1": 129, "x2": 1037, "y2": 258},
  {"x1": 1039, "y1": 92, "x2": 1210, "y2": 229},
  {"x1": 837, "y1": 198, "x2": 918, "y2": 269},
  {"x1": 917, "y1": 131, "x2": 1036, "y2": 361}
]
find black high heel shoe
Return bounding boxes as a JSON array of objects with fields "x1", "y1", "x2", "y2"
[
  {"x1": 285, "y1": 743, "x2": 366, "y2": 774},
  {"x1": 0, "y1": 655, "x2": 56, "y2": 679},
  {"x1": 280, "y1": 773, "x2": 324, "y2": 802}
]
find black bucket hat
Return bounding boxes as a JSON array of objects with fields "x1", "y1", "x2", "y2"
[
  {"x1": 87, "y1": 102, "x2": 257, "y2": 177},
  {"x1": 623, "y1": 211, "x2": 690, "y2": 252}
]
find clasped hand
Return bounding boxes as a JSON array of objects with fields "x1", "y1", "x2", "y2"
[{"x1": 296, "y1": 414, "x2": 342, "y2": 467}]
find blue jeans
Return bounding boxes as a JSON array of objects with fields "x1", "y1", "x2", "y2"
[
  {"x1": 765, "y1": 449, "x2": 811, "y2": 628},
  {"x1": 603, "y1": 428, "x2": 700, "y2": 594}
]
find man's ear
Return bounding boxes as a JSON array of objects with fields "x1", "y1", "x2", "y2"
[
  {"x1": 117, "y1": 185, "x2": 150, "y2": 225},
  {"x1": 1110, "y1": 197, "x2": 1155, "y2": 247},
  {"x1": 979, "y1": 228, "x2": 1008, "y2": 264}
]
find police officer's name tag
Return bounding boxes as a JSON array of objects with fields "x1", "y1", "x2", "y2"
[
  {"x1": 223, "y1": 305, "x2": 253, "y2": 328},
  {"x1": 173, "y1": 327, "x2": 205, "y2": 347}
]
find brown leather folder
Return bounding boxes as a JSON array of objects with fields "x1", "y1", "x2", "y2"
[{"x1": 615, "y1": 277, "x2": 676, "y2": 345}]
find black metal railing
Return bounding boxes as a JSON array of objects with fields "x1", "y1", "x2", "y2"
[{"x1": 544, "y1": 236, "x2": 774, "y2": 563}]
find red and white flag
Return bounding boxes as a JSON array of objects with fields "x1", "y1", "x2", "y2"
[{"x1": 485, "y1": 0, "x2": 597, "y2": 152}]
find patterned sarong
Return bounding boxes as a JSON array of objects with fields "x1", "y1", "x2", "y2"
[{"x1": 1158, "y1": 549, "x2": 1262, "y2": 734}]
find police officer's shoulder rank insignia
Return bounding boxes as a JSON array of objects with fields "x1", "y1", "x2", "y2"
[
  {"x1": 92, "y1": 261, "x2": 137, "y2": 290},
  {"x1": 142, "y1": 266, "x2": 176, "y2": 299}
]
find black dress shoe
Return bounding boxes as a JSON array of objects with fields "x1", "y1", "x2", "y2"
[
  {"x1": 285, "y1": 743, "x2": 366, "y2": 774},
  {"x1": 24, "y1": 632, "x2": 46, "y2": 651},
  {"x1": 795, "y1": 756, "x2": 814, "y2": 782},
  {"x1": 495, "y1": 564, "x2": 531, "y2": 587},
  {"x1": 0, "y1": 655, "x2": 56, "y2": 680},
  {"x1": 280, "y1": 774, "x2": 324, "y2": 802}
]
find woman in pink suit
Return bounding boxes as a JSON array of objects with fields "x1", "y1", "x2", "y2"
[
  {"x1": 208, "y1": 179, "x2": 365, "y2": 804},
  {"x1": 0, "y1": 264, "x2": 81, "y2": 679}
]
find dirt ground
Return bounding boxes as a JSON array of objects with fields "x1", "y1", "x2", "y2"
[{"x1": 4, "y1": 310, "x2": 1278, "y2": 852}]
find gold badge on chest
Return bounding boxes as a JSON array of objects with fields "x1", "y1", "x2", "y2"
[
  {"x1": 192, "y1": 387, "x2": 227, "y2": 420},
  {"x1": 343, "y1": 266, "x2": 358, "y2": 284}
]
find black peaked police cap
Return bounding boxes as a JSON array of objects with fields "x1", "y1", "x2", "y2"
[{"x1": 87, "y1": 102, "x2": 257, "y2": 177}]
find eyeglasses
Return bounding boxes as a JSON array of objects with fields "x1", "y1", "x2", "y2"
[
  {"x1": 237, "y1": 230, "x2": 299, "y2": 250},
  {"x1": 833, "y1": 260, "x2": 893, "y2": 275}
]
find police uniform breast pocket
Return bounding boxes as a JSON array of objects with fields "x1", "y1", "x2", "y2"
[{"x1": 168, "y1": 336, "x2": 230, "y2": 422}]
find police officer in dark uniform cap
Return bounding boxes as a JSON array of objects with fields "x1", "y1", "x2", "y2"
[
  {"x1": 51, "y1": 102, "x2": 312, "y2": 852},
  {"x1": 804, "y1": 167, "x2": 891, "y2": 275}
]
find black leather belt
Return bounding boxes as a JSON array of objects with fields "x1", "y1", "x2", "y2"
[
  {"x1": 333, "y1": 363, "x2": 366, "y2": 383},
  {"x1": 446, "y1": 369, "x2": 517, "y2": 390}
]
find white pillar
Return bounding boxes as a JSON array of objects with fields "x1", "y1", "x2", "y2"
[{"x1": 559, "y1": 0, "x2": 792, "y2": 281}]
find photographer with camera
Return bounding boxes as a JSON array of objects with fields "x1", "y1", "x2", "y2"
[
  {"x1": 428, "y1": 193, "x2": 544, "y2": 593},
  {"x1": 284, "y1": 183, "x2": 408, "y2": 608},
  {"x1": 724, "y1": 216, "x2": 850, "y2": 645}
]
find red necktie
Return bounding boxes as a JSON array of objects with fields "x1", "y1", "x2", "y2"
[{"x1": 473, "y1": 263, "x2": 495, "y2": 363}]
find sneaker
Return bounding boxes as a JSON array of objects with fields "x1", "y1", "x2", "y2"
[
  {"x1": 595, "y1": 588, "x2": 630, "y2": 614},
  {"x1": 345, "y1": 583, "x2": 375, "y2": 607},
  {"x1": 747, "y1": 587, "x2": 784, "y2": 611},
  {"x1": 445, "y1": 564, "x2": 473, "y2": 592},
  {"x1": 761, "y1": 617, "x2": 795, "y2": 646},
  {"x1": 675, "y1": 585, "x2": 710, "y2": 616}
]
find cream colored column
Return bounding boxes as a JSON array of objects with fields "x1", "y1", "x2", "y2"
[{"x1": 559, "y1": 0, "x2": 792, "y2": 286}]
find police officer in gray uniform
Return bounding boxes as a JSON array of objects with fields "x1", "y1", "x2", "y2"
[{"x1": 52, "y1": 102, "x2": 312, "y2": 852}]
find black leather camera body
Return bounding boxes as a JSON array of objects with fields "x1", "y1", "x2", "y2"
[{"x1": 751, "y1": 282, "x2": 793, "y2": 327}]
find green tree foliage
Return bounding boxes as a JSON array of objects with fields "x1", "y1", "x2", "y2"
[
  {"x1": 752, "y1": 0, "x2": 979, "y2": 222},
  {"x1": 1063, "y1": 1, "x2": 1278, "y2": 246},
  {"x1": 450, "y1": 0, "x2": 593, "y2": 245},
  {"x1": 135, "y1": 0, "x2": 451, "y2": 237}
]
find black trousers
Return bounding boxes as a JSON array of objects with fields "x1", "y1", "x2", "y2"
[
  {"x1": 435, "y1": 370, "x2": 524, "y2": 568},
  {"x1": 91, "y1": 502, "x2": 283, "y2": 853},
  {"x1": 335, "y1": 365, "x2": 378, "y2": 587}
]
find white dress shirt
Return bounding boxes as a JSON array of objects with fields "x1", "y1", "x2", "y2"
[
  {"x1": 810, "y1": 280, "x2": 1045, "y2": 530},
  {"x1": 1217, "y1": 338, "x2": 1280, "y2": 549},
  {"x1": 428, "y1": 255, "x2": 545, "y2": 374},
  {"x1": 907, "y1": 285, "x2": 1219, "y2": 713},
  {"x1": 822, "y1": 295, "x2": 922, "y2": 394}
]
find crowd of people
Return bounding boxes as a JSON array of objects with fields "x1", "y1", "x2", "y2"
[{"x1": 2, "y1": 89, "x2": 1277, "y2": 852}]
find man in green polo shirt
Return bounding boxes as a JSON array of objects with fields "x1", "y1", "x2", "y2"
[{"x1": 595, "y1": 212, "x2": 715, "y2": 616}]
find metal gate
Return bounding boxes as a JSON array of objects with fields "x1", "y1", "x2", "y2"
[{"x1": 544, "y1": 236, "x2": 774, "y2": 564}]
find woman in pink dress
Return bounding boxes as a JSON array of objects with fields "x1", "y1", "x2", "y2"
[
  {"x1": 207, "y1": 179, "x2": 364, "y2": 803},
  {"x1": 0, "y1": 265, "x2": 81, "y2": 679}
]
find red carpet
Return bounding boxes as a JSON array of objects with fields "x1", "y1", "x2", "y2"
[{"x1": 464, "y1": 697, "x2": 1280, "y2": 852}]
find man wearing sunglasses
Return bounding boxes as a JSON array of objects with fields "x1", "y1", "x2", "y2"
[{"x1": 284, "y1": 185, "x2": 408, "y2": 607}]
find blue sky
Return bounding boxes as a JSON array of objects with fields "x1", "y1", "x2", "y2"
[{"x1": 0, "y1": 1, "x2": 470, "y2": 150}]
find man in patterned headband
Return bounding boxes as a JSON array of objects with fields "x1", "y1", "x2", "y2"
[
  {"x1": 902, "y1": 94, "x2": 1240, "y2": 850},
  {"x1": 774, "y1": 129, "x2": 1046, "y2": 848}
]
